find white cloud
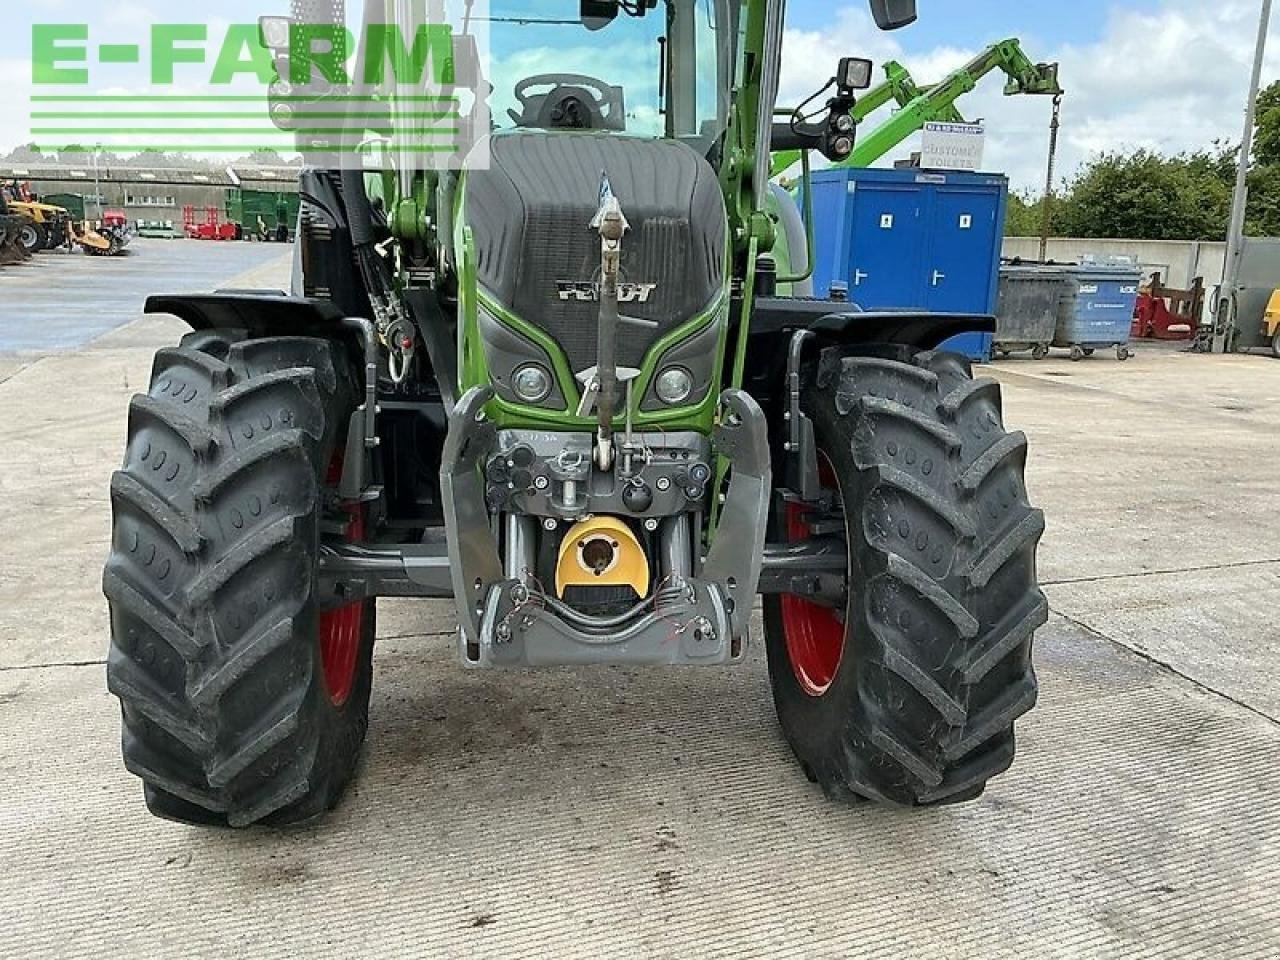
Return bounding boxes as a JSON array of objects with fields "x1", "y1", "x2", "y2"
[
  {"x1": 0, "y1": 58, "x2": 34, "y2": 155},
  {"x1": 7, "y1": 0, "x2": 1280, "y2": 190},
  {"x1": 102, "y1": 2, "x2": 160, "y2": 30},
  {"x1": 779, "y1": 1, "x2": 1280, "y2": 192}
]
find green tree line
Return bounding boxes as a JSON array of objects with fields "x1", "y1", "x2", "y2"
[{"x1": 1006, "y1": 80, "x2": 1280, "y2": 241}]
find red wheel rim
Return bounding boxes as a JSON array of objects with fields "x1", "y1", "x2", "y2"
[
  {"x1": 319, "y1": 504, "x2": 364, "y2": 707},
  {"x1": 319, "y1": 456, "x2": 365, "y2": 708},
  {"x1": 780, "y1": 455, "x2": 847, "y2": 698}
]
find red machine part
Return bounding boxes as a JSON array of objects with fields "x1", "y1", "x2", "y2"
[
  {"x1": 182, "y1": 204, "x2": 241, "y2": 241},
  {"x1": 1132, "y1": 274, "x2": 1204, "y2": 341}
]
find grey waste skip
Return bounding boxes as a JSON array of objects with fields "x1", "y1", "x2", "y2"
[{"x1": 994, "y1": 265, "x2": 1065, "y2": 358}]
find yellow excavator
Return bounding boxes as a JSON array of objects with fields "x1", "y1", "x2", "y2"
[
  {"x1": 3, "y1": 182, "x2": 127, "y2": 256},
  {"x1": 0, "y1": 189, "x2": 32, "y2": 265},
  {"x1": 1259, "y1": 292, "x2": 1280, "y2": 358},
  {"x1": 4, "y1": 183, "x2": 71, "y2": 254}
]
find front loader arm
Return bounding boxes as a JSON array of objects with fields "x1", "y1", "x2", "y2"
[{"x1": 769, "y1": 37, "x2": 1061, "y2": 178}]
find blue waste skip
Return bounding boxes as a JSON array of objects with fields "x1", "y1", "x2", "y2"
[{"x1": 1053, "y1": 264, "x2": 1142, "y2": 360}]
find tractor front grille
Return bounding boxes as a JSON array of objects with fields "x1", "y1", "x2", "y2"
[{"x1": 465, "y1": 131, "x2": 727, "y2": 373}]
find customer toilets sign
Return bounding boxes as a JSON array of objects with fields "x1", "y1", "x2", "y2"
[{"x1": 921, "y1": 122, "x2": 986, "y2": 171}]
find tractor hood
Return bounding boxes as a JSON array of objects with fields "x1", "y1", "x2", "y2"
[{"x1": 463, "y1": 131, "x2": 727, "y2": 374}]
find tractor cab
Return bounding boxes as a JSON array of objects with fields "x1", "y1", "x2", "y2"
[{"x1": 490, "y1": 0, "x2": 733, "y2": 148}]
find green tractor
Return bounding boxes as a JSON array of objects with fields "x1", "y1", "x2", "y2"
[{"x1": 104, "y1": 0, "x2": 1046, "y2": 827}]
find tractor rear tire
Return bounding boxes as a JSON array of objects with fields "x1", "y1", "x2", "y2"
[
  {"x1": 763, "y1": 349, "x2": 1047, "y2": 806},
  {"x1": 1271, "y1": 331, "x2": 1280, "y2": 359},
  {"x1": 18, "y1": 222, "x2": 46, "y2": 254},
  {"x1": 104, "y1": 330, "x2": 375, "y2": 827}
]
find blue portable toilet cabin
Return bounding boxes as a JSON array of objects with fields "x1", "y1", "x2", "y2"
[{"x1": 805, "y1": 167, "x2": 1009, "y2": 362}]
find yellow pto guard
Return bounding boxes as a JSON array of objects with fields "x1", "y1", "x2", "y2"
[{"x1": 555, "y1": 516, "x2": 650, "y2": 600}]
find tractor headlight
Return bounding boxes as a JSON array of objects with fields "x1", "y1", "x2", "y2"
[
  {"x1": 258, "y1": 16, "x2": 293, "y2": 50},
  {"x1": 654, "y1": 367, "x2": 694, "y2": 405},
  {"x1": 513, "y1": 364, "x2": 553, "y2": 404},
  {"x1": 838, "y1": 56, "x2": 875, "y2": 91}
]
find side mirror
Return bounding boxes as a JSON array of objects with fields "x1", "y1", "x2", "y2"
[
  {"x1": 581, "y1": 0, "x2": 657, "y2": 29},
  {"x1": 867, "y1": 0, "x2": 917, "y2": 30},
  {"x1": 581, "y1": 0, "x2": 619, "y2": 30}
]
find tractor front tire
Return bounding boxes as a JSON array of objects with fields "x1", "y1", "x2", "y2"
[
  {"x1": 18, "y1": 221, "x2": 46, "y2": 254},
  {"x1": 104, "y1": 331, "x2": 374, "y2": 827},
  {"x1": 764, "y1": 349, "x2": 1047, "y2": 806}
]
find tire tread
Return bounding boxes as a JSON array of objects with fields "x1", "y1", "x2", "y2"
[
  {"x1": 105, "y1": 331, "x2": 371, "y2": 828},
  {"x1": 765, "y1": 347, "x2": 1046, "y2": 806}
]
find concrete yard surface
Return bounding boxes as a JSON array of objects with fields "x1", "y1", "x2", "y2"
[{"x1": 0, "y1": 244, "x2": 1277, "y2": 958}]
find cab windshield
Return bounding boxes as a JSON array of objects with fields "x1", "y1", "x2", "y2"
[{"x1": 485, "y1": 0, "x2": 736, "y2": 148}]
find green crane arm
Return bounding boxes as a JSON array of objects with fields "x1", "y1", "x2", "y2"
[
  {"x1": 771, "y1": 38, "x2": 1061, "y2": 179},
  {"x1": 836, "y1": 38, "x2": 1061, "y2": 169}
]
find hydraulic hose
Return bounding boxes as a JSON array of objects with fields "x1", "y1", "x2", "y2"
[
  {"x1": 341, "y1": 165, "x2": 418, "y2": 384},
  {"x1": 341, "y1": 167, "x2": 377, "y2": 248}
]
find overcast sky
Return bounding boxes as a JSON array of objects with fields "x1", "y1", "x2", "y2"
[{"x1": 5, "y1": 0, "x2": 1279, "y2": 191}]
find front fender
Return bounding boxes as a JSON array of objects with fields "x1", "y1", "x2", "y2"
[
  {"x1": 807, "y1": 310, "x2": 995, "y2": 350},
  {"x1": 144, "y1": 292, "x2": 347, "y2": 338},
  {"x1": 750, "y1": 295, "x2": 994, "y2": 351}
]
